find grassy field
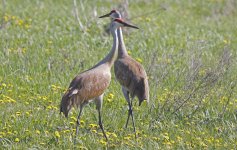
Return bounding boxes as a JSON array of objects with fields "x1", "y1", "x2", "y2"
[{"x1": 1, "y1": 0, "x2": 237, "y2": 149}]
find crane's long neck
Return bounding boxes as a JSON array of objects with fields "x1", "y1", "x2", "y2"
[
  {"x1": 94, "y1": 26, "x2": 118, "y2": 68},
  {"x1": 117, "y1": 27, "x2": 128, "y2": 58}
]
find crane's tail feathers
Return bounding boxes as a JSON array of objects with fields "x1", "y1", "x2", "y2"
[{"x1": 60, "y1": 88, "x2": 79, "y2": 118}]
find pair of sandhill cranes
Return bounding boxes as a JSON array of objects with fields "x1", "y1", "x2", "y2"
[{"x1": 60, "y1": 10, "x2": 149, "y2": 141}]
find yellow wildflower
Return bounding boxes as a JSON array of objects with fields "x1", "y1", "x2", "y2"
[
  {"x1": 99, "y1": 139, "x2": 107, "y2": 145},
  {"x1": 80, "y1": 120, "x2": 85, "y2": 125},
  {"x1": 25, "y1": 112, "x2": 30, "y2": 116},
  {"x1": 17, "y1": 19, "x2": 24, "y2": 26},
  {"x1": 25, "y1": 130, "x2": 29, "y2": 133},
  {"x1": 70, "y1": 116, "x2": 77, "y2": 122},
  {"x1": 36, "y1": 130, "x2": 41, "y2": 134},
  {"x1": 7, "y1": 131, "x2": 13, "y2": 135},
  {"x1": 47, "y1": 106, "x2": 52, "y2": 110},
  {"x1": 2, "y1": 83, "x2": 7, "y2": 87},
  {"x1": 145, "y1": 17, "x2": 151, "y2": 22},
  {"x1": 89, "y1": 124, "x2": 98, "y2": 128},
  {"x1": 91, "y1": 129, "x2": 97, "y2": 133},
  {"x1": 176, "y1": 136, "x2": 182, "y2": 142},
  {"x1": 45, "y1": 130, "x2": 49, "y2": 135},
  {"x1": 0, "y1": 132, "x2": 6, "y2": 136},
  {"x1": 111, "y1": 133, "x2": 117, "y2": 138},
  {"x1": 15, "y1": 138, "x2": 20, "y2": 142},
  {"x1": 11, "y1": 16, "x2": 16, "y2": 20},
  {"x1": 108, "y1": 93, "x2": 114, "y2": 99},
  {"x1": 69, "y1": 122, "x2": 75, "y2": 125},
  {"x1": 55, "y1": 131, "x2": 60, "y2": 138},
  {"x1": 223, "y1": 39, "x2": 230, "y2": 44},
  {"x1": 16, "y1": 112, "x2": 21, "y2": 116},
  {"x1": 136, "y1": 58, "x2": 143, "y2": 63},
  {"x1": 124, "y1": 136, "x2": 131, "y2": 140},
  {"x1": 63, "y1": 129, "x2": 70, "y2": 134},
  {"x1": 4, "y1": 15, "x2": 9, "y2": 22}
]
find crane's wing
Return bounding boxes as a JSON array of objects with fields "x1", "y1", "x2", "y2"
[
  {"x1": 114, "y1": 56, "x2": 149, "y2": 102},
  {"x1": 115, "y1": 57, "x2": 147, "y2": 86},
  {"x1": 60, "y1": 68, "x2": 111, "y2": 117}
]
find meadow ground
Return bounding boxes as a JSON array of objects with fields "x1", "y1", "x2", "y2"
[{"x1": 0, "y1": 0, "x2": 237, "y2": 149}]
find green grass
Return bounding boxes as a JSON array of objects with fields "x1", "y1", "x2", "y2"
[{"x1": 1, "y1": 0, "x2": 237, "y2": 149}]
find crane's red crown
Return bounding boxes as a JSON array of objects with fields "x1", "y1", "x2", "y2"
[
  {"x1": 111, "y1": 9, "x2": 117, "y2": 13},
  {"x1": 114, "y1": 18, "x2": 125, "y2": 24}
]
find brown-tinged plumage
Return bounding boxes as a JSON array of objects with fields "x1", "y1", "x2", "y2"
[
  {"x1": 60, "y1": 18, "x2": 139, "y2": 141},
  {"x1": 99, "y1": 10, "x2": 149, "y2": 138}
]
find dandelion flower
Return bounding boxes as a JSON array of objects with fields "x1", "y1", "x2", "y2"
[
  {"x1": 45, "y1": 130, "x2": 49, "y2": 135},
  {"x1": 124, "y1": 136, "x2": 131, "y2": 140},
  {"x1": 70, "y1": 116, "x2": 77, "y2": 122},
  {"x1": 99, "y1": 139, "x2": 107, "y2": 145},
  {"x1": 4, "y1": 15, "x2": 9, "y2": 22},
  {"x1": 69, "y1": 121, "x2": 75, "y2": 125},
  {"x1": 145, "y1": 17, "x2": 151, "y2": 22},
  {"x1": 36, "y1": 130, "x2": 41, "y2": 135},
  {"x1": 80, "y1": 120, "x2": 85, "y2": 125},
  {"x1": 89, "y1": 124, "x2": 98, "y2": 128},
  {"x1": 136, "y1": 58, "x2": 143, "y2": 63},
  {"x1": 55, "y1": 131, "x2": 60, "y2": 138},
  {"x1": 91, "y1": 130, "x2": 97, "y2": 133},
  {"x1": 16, "y1": 112, "x2": 21, "y2": 116},
  {"x1": 111, "y1": 133, "x2": 117, "y2": 138},
  {"x1": 63, "y1": 129, "x2": 70, "y2": 134},
  {"x1": 25, "y1": 112, "x2": 30, "y2": 116},
  {"x1": 108, "y1": 93, "x2": 114, "y2": 99},
  {"x1": 2, "y1": 83, "x2": 7, "y2": 87},
  {"x1": 15, "y1": 138, "x2": 20, "y2": 142},
  {"x1": 17, "y1": 19, "x2": 24, "y2": 26}
]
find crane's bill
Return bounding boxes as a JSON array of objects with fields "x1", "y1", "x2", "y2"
[
  {"x1": 99, "y1": 13, "x2": 110, "y2": 18},
  {"x1": 124, "y1": 23, "x2": 139, "y2": 29},
  {"x1": 114, "y1": 18, "x2": 139, "y2": 29}
]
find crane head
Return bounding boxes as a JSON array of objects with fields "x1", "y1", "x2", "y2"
[
  {"x1": 99, "y1": 9, "x2": 121, "y2": 19},
  {"x1": 112, "y1": 18, "x2": 139, "y2": 29}
]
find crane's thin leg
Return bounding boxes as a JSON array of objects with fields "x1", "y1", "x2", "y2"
[
  {"x1": 122, "y1": 87, "x2": 137, "y2": 138},
  {"x1": 130, "y1": 98, "x2": 136, "y2": 138},
  {"x1": 98, "y1": 110, "x2": 108, "y2": 141},
  {"x1": 74, "y1": 104, "x2": 84, "y2": 144},
  {"x1": 123, "y1": 88, "x2": 131, "y2": 128},
  {"x1": 95, "y1": 95, "x2": 108, "y2": 141},
  {"x1": 122, "y1": 87, "x2": 132, "y2": 128}
]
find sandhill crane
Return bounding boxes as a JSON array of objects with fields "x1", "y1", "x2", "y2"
[
  {"x1": 99, "y1": 10, "x2": 149, "y2": 138},
  {"x1": 60, "y1": 18, "x2": 139, "y2": 141}
]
